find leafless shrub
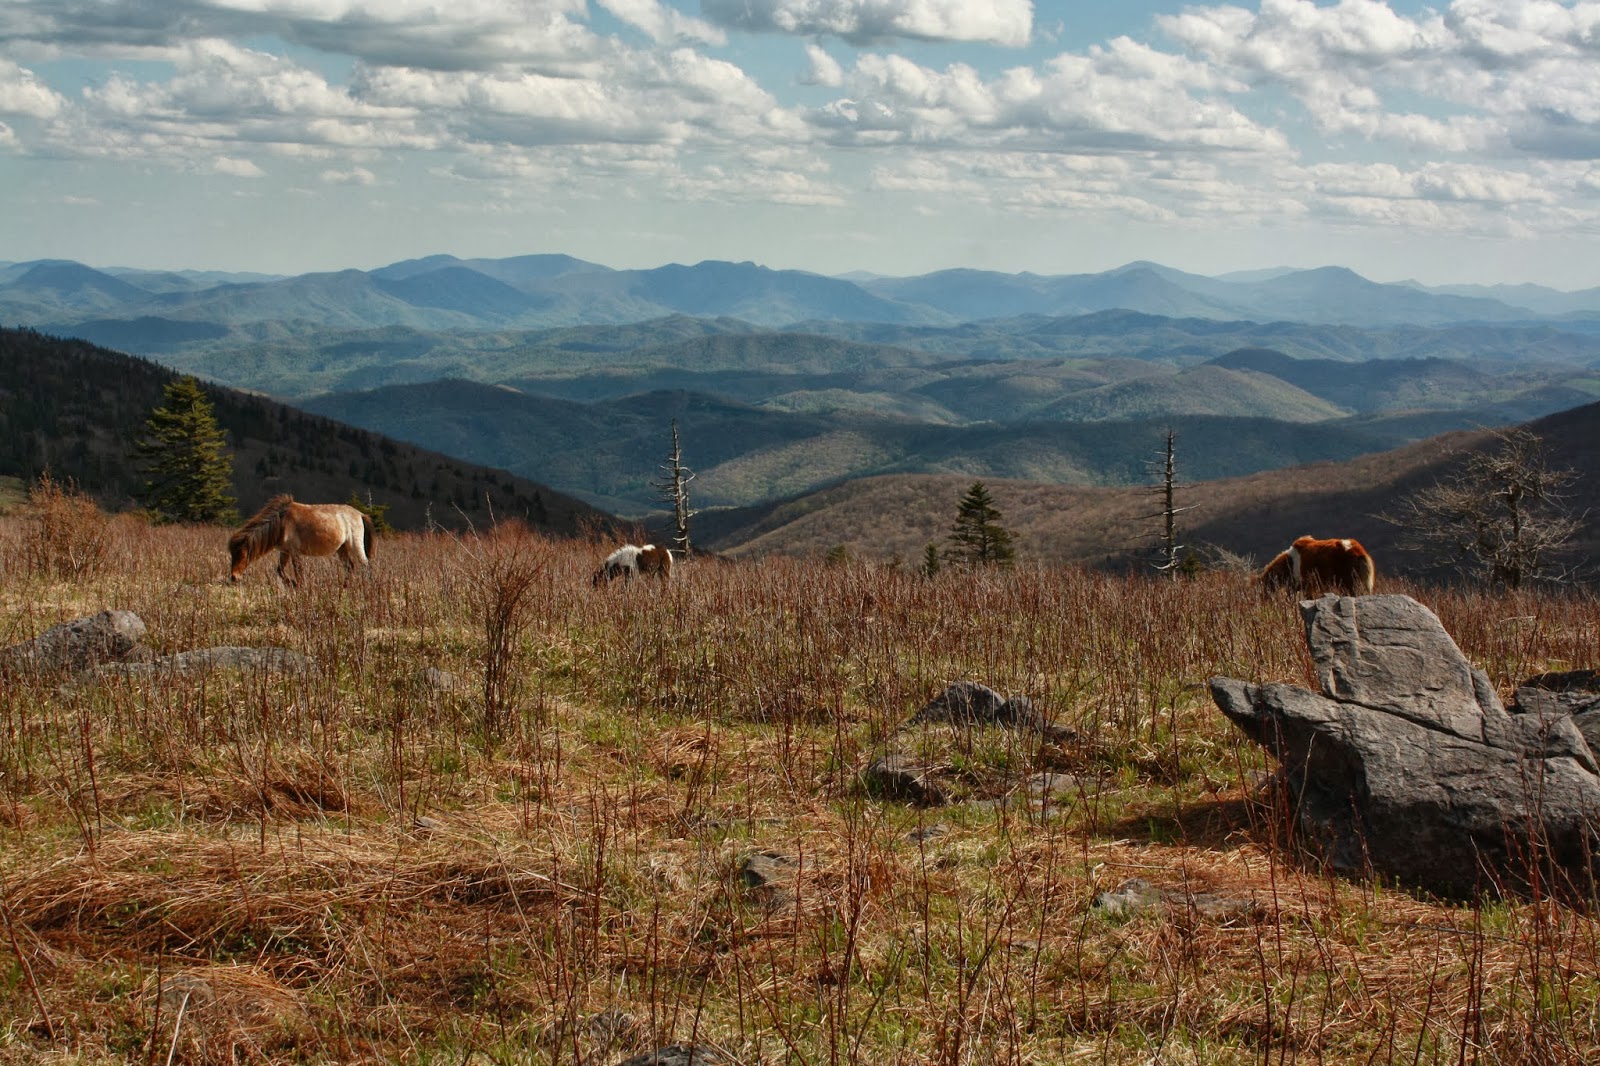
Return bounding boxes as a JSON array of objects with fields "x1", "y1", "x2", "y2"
[
  {"x1": 18, "y1": 472, "x2": 113, "y2": 580},
  {"x1": 459, "y1": 519, "x2": 550, "y2": 741},
  {"x1": 1384, "y1": 427, "x2": 1586, "y2": 589}
]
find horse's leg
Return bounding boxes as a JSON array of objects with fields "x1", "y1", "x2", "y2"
[
  {"x1": 277, "y1": 549, "x2": 300, "y2": 588},
  {"x1": 337, "y1": 544, "x2": 359, "y2": 583}
]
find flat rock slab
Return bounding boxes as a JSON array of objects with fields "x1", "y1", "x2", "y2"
[
  {"x1": 77, "y1": 646, "x2": 313, "y2": 685},
  {"x1": 0, "y1": 610, "x2": 147, "y2": 676},
  {"x1": 1093, "y1": 877, "x2": 1261, "y2": 923},
  {"x1": 1211, "y1": 594, "x2": 1600, "y2": 900}
]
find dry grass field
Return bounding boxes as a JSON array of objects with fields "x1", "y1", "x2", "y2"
[{"x1": 2, "y1": 491, "x2": 1599, "y2": 1064}]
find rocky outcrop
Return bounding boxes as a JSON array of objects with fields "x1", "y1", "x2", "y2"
[
  {"x1": 1210, "y1": 594, "x2": 1600, "y2": 900},
  {"x1": 0, "y1": 610, "x2": 147, "y2": 676}
]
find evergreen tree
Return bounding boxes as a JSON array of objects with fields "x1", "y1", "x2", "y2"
[
  {"x1": 347, "y1": 491, "x2": 394, "y2": 533},
  {"x1": 946, "y1": 481, "x2": 1016, "y2": 569},
  {"x1": 136, "y1": 376, "x2": 237, "y2": 523}
]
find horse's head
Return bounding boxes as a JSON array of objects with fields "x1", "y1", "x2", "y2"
[
  {"x1": 227, "y1": 531, "x2": 250, "y2": 582},
  {"x1": 1258, "y1": 550, "x2": 1294, "y2": 596}
]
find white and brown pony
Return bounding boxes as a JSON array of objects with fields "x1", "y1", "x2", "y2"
[
  {"x1": 592, "y1": 544, "x2": 673, "y2": 586},
  {"x1": 1260, "y1": 535, "x2": 1375, "y2": 597},
  {"x1": 228, "y1": 495, "x2": 374, "y2": 586}
]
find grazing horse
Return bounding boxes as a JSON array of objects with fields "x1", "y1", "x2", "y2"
[
  {"x1": 1260, "y1": 535, "x2": 1375, "y2": 597},
  {"x1": 592, "y1": 544, "x2": 673, "y2": 586},
  {"x1": 228, "y1": 495, "x2": 374, "y2": 586}
]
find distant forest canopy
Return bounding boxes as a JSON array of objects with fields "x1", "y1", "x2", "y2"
[{"x1": 0, "y1": 326, "x2": 608, "y2": 534}]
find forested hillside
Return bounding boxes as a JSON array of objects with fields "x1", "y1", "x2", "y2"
[
  {"x1": 0, "y1": 327, "x2": 609, "y2": 533},
  {"x1": 697, "y1": 400, "x2": 1600, "y2": 579}
]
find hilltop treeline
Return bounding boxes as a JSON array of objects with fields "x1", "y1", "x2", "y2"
[{"x1": 0, "y1": 326, "x2": 608, "y2": 533}]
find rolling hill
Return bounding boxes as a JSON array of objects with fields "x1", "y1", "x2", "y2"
[
  {"x1": 0, "y1": 327, "x2": 609, "y2": 534},
  {"x1": 694, "y1": 401, "x2": 1600, "y2": 580},
  {"x1": 299, "y1": 376, "x2": 1564, "y2": 515}
]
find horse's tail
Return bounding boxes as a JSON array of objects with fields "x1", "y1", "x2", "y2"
[
  {"x1": 1351, "y1": 542, "x2": 1376, "y2": 594},
  {"x1": 362, "y1": 512, "x2": 374, "y2": 561}
]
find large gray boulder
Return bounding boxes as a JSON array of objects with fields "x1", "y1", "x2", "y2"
[
  {"x1": 0, "y1": 610, "x2": 147, "y2": 676},
  {"x1": 1210, "y1": 594, "x2": 1600, "y2": 900}
]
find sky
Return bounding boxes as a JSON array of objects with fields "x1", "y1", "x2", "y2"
[{"x1": 2, "y1": 1, "x2": 1599, "y2": 288}]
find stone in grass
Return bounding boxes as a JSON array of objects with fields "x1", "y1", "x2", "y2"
[
  {"x1": 1514, "y1": 670, "x2": 1600, "y2": 755},
  {"x1": 1211, "y1": 594, "x2": 1600, "y2": 901},
  {"x1": 83, "y1": 645, "x2": 313, "y2": 682},
  {"x1": 739, "y1": 850, "x2": 799, "y2": 910},
  {"x1": 616, "y1": 1044, "x2": 736, "y2": 1066},
  {"x1": 0, "y1": 609, "x2": 147, "y2": 676},
  {"x1": 1092, "y1": 877, "x2": 1261, "y2": 923},
  {"x1": 862, "y1": 751, "x2": 948, "y2": 807},
  {"x1": 909, "y1": 680, "x2": 1040, "y2": 730}
]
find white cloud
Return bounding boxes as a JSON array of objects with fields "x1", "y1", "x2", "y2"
[
  {"x1": 1308, "y1": 161, "x2": 1557, "y2": 205},
  {"x1": 594, "y1": 0, "x2": 725, "y2": 45},
  {"x1": 213, "y1": 155, "x2": 264, "y2": 176},
  {"x1": 810, "y1": 43, "x2": 1281, "y2": 155},
  {"x1": 321, "y1": 165, "x2": 376, "y2": 184},
  {"x1": 0, "y1": 59, "x2": 65, "y2": 118},
  {"x1": 803, "y1": 44, "x2": 845, "y2": 88},
  {"x1": 701, "y1": 0, "x2": 1033, "y2": 47},
  {"x1": 0, "y1": 0, "x2": 604, "y2": 74},
  {"x1": 1159, "y1": 0, "x2": 1600, "y2": 160}
]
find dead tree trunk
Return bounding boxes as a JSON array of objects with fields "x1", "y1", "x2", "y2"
[{"x1": 655, "y1": 419, "x2": 697, "y2": 557}]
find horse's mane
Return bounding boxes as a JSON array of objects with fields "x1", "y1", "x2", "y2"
[{"x1": 228, "y1": 494, "x2": 295, "y2": 565}]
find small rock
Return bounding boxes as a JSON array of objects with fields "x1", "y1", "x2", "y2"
[
  {"x1": 909, "y1": 680, "x2": 1043, "y2": 730},
  {"x1": 1092, "y1": 877, "x2": 1260, "y2": 923},
  {"x1": 616, "y1": 1044, "x2": 733, "y2": 1066},
  {"x1": 1026, "y1": 772, "x2": 1087, "y2": 798},
  {"x1": 863, "y1": 752, "x2": 947, "y2": 806},
  {"x1": 423, "y1": 667, "x2": 472, "y2": 694},
  {"x1": 739, "y1": 851, "x2": 796, "y2": 892},
  {"x1": 1092, "y1": 878, "x2": 1164, "y2": 919}
]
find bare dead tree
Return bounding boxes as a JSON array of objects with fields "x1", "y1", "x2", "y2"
[
  {"x1": 653, "y1": 418, "x2": 698, "y2": 556},
  {"x1": 1384, "y1": 427, "x2": 1585, "y2": 589},
  {"x1": 1143, "y1": 428, "x2": 1194, "y2": 578}
]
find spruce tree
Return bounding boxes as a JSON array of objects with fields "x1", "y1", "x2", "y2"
[
  {"x1": 137, "y1": 376, "x2": 237, "y2": 523},
  {"x1": 946, "y1": 481, "x2": 1016, "y2": 569}
]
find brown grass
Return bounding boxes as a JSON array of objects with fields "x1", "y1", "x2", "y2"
[{"x1": 1, "y1": 513, "x2": 1598, "y2": 1064}]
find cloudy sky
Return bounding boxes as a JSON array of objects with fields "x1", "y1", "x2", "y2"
[{"x1": 2, "y1": 0, "x2": 1599, "y2": 287}]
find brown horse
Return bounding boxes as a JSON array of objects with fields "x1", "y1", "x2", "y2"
[
  {"x1": 228, "y1": 495, "x2": 374, "y2": 586},
  {"x1": 592, "y1": 544, "x2": 673, "y2": 586},
  {"x1": 1260, "y1": 535, "x2": 1375, "y2": 597}
]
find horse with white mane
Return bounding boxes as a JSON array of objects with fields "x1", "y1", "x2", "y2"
[
  {"x1": 592, "y1": 544, "x2": 673, "y2": 586},
  {"x1": 228, "y1": 494, "x2": 373, "y2": 586}
]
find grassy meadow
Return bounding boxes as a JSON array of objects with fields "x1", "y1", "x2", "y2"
[{"x1": 1, "y1": 495, "x2": 1599, "y2": 1064}]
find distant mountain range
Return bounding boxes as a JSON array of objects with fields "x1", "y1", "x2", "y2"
[
  {"x1": 7, "y1": 252, "x2": 1600, "y2": 524},
  {"x1": 5, "y1": 256, "x2": 1600, "y2": 344}
]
